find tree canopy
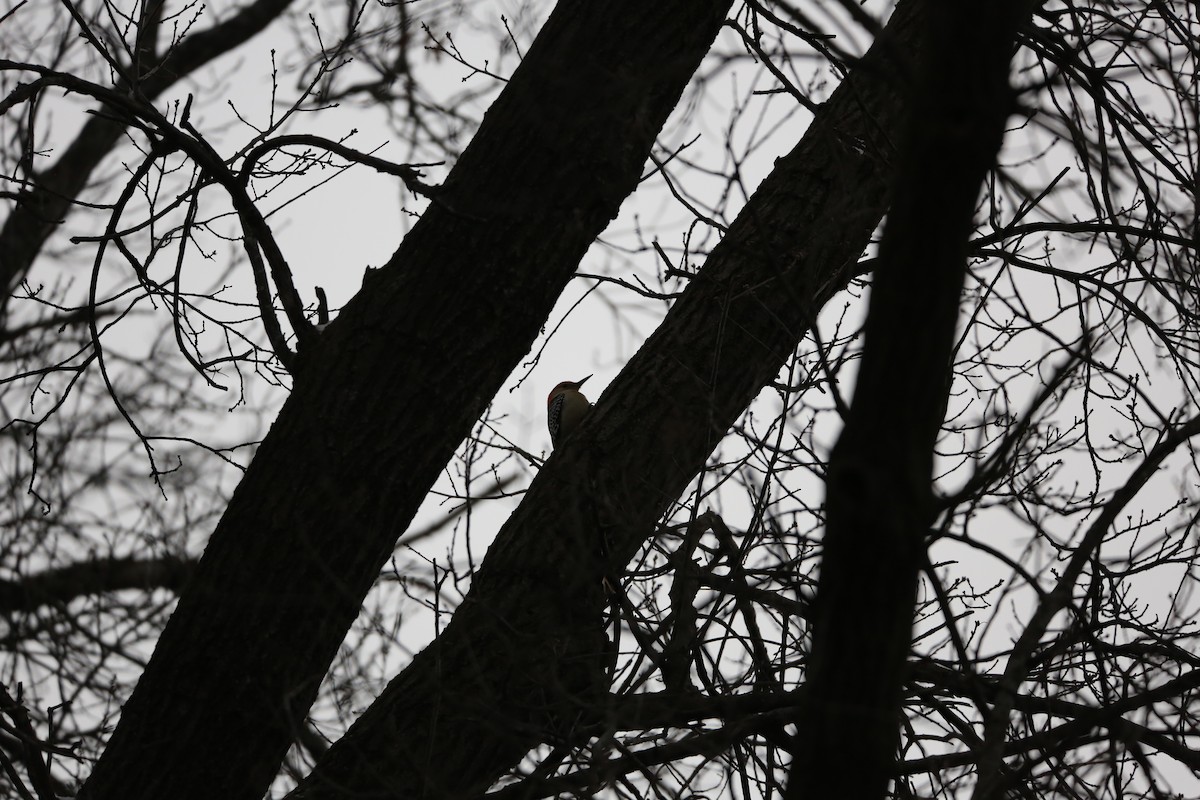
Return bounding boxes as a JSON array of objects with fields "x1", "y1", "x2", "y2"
[{"x1": 2, "y1": 1, "x2": 1199, "y2": 799}]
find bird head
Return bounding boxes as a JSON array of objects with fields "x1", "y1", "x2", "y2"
[{"x1": 547, "y1": 375, "x2": 591, "y2": 405}]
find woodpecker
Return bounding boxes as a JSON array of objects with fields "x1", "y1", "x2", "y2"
[{"x1": 547, "y1": 375, "x2": 592, "y2": 448}]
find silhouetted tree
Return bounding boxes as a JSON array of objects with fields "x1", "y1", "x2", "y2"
[{"x1": 2, "y1": 1, "x2": 1198, "y2": 799}]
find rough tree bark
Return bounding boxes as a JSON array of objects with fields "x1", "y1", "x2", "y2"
[
  {"x1": 288, "y1": 1, "x2": 946, "y2": 797},
  {"x1": 79, "y1": 0, "x2": 1044, "y2": 796},
  {"x1": 789, "y1": 4, "x2": 1027, "y2": 799},
  {"x1": 77, "y1": 3, "x2": 732, "y2": 799}
]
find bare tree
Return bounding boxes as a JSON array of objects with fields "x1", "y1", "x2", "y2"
[{"x1": 2, "y1": 0, "x2": 1199, "y2": 799}]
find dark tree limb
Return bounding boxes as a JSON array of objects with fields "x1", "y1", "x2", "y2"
[
  {"x1": 77, "y1": 2, "x2": 733, "y2": 798},
  {"x1": 289, "y1": 1, "x2": 942, "y2": 797},
  {"x1": 0, "y1": 0, "x2": 297, "y2": 315},
  {"x1": 972, "y1": 411, "x2": 1200, "y2": 798},
  {"x1": 0, "y1": 555, "x2": 194, "y2": 615},
  {"x1": 789, "y1": 4, "x2": 1027, "y2": 799}
]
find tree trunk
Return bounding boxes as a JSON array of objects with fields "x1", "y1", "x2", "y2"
[
  {"x1": 77, "y1": 3, "x2": 731, "y2": 798},
  {"x1": 291, "y1": 2, "x2": 938, "y2": 797},
  {"x1": 789, "y1": 4, "x2": 1028, "y2": 798}
]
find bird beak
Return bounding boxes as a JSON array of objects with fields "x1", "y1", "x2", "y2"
[{"x1": 576, "y1": 375, "x2": 592, "y2": 387}]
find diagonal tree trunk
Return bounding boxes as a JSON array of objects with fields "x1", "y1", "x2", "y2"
[
  {"x1": 77, "y1": 2, "x2": 732, "y2": 799},
  {"x1": 289, "y1": 1, "x2": 941, "y2": 797}
]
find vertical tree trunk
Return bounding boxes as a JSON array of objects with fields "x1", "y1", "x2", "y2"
[{"x1": 789, "y1": 5, "x2": 1028, "y2": 799}]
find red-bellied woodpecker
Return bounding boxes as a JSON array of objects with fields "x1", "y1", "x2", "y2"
[{"x1": 547, "y1": 375, "x2": 591, "y2": 449}]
